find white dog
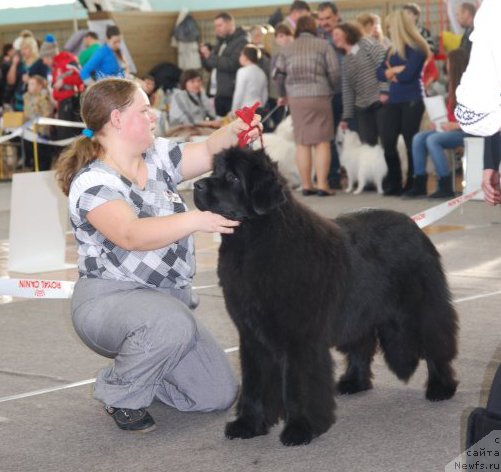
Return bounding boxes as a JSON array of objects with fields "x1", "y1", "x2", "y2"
[
  {"x1": 337, "y1": 129, "x2": 388, "y2": 194},
  {"x1": 257, "y1": 116, "x2": 300, "y2": 189}
]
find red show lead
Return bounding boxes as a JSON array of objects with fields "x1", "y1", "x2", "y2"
[{"x1": 235, "y1": 102, "x2": 264, "y2": 149}]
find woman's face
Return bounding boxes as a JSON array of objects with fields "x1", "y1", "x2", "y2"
[
  {"x1": 372, "y1": 22, "x2": 383, "y2": 39},
  {"x1": 185, "y1": 77, "x2": 203, "y2": 94},
  {"x1": 275, "y1": 33, "x2": 290, "y2": 47},
  {"x1": 238, "y1": 52, "x2": 246, "y2": 67},
  {"x1": 107, "y1": 35, "x2": 122, "y2": 51},
  {"x1": 332, "y1": 29, "x2": 347, "y2": 50},
  {"x1": 118, "y1": 88, "x2": 157, "y2": 150},
  {"x1": 20, "y1": 45, "x2": 32, "y2": 60}
]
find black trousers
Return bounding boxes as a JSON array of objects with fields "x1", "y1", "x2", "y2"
[
  {"x1": 355, "y1": 102, "x2": 383, "y2": 146},
  {"x1": 328, "y1": 92, "x2": 343, "y2": 186},
  {"x1": 215, "y1": 96, "x2": 233, "y2": 117},
  {"x1": 57, "y1": 96, "x2": 82, "y2": 140},
  {"x1": 483, "y1": 132, "x2": 501, "y2": 170},
  {"x1": 380, "y1": 100, "x2": 424, "y2": 189}
]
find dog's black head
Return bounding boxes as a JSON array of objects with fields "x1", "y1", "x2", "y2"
[{"x1": 193, "y1": 146, "x2": 287, "y2": 220}]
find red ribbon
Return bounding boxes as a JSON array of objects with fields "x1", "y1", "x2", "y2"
[{"x1": 235, "y1": 101, "x2": 264, "y2": 149}]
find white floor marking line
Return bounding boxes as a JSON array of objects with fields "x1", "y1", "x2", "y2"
[
  {"x1": 0, "y1": 379, "x2": 96, "y2": 403},
  {"x1": 0, "y1": 346, "x2": 240, "y2": 403},
  {"x1": 223, "y1": 346, "x2": 239, "y2": 354},
  {"x1": 453, "y1": 290, "x2": 501, "y2": 304},
  {"x1": 2, "y1": 289, "x2": 501, "y2": 404}
]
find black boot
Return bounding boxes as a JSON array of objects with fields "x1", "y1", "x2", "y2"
[
  {"x1": 402, "y1": 174, "x2": 427, "y2": 198},
  {"x1": 403, "y1": 176, "x2": 414, "y2": 193},
  {"x1": 428, "y1": 174, "x2": 454, "y2": 199}
]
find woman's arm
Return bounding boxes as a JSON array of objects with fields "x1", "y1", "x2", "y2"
[
  {"x1": 6, "y1": 56, "x2": 19, "y2": 86},
  {"x1": 180, "y1": 116, "x2": 262, "y2": 180},
  {"x1": 376, "y1": 55, "x2": 389, "y2": 82},
  {"x1": 86, "y1": 200, "x2": 239, "y2": 251},
  {"x1": 325, "y1": 45, "x2": 341, "y2": 93},
  {"x1": 393, "y1": 48, "x2": 425, "y2": 83},
  {"x1": 80, "y1": 46, "x2": 104, "y2": 82}
]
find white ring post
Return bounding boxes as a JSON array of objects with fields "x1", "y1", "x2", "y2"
[
  {"x1": 463, "y1": 137, "x2": 485, "y2": 201},
  {"x1": 8, "y1": 171, "x2": 75, "y2": 273}
]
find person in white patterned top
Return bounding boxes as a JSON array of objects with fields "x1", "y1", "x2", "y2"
[{"x1": 55, "y1": 77, "x2": 262, "y2": 433}]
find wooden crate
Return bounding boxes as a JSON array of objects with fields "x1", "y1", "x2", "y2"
[{"x1": 2, "y1": 111, "x2": 24, "y2": 129}]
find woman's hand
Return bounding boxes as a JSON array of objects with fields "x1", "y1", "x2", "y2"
[
  {"x1": 277, "y1": 97, "x2": 288, "y2": 107},
  {"x1": 482, "y1": 169, "x2": 501, "y2": 206},
  {"x1": 379, "y1": 93, "x2": 389, "y2": 104},
  {"x1": 339, "y1": 120, "x2": 349, "y2": 131},
  {"x1": 192, "y1": 210, "x2": 241, "y2": 234},
  {"x1": 440, "y1": 122, "x2": 459, "y2": 132},
  {"x1": 384, "y1": 65, "x2": 405, "y2": 81},
  {"x1": 230, "y1": 113, "x2": 263, "y2": 145}
]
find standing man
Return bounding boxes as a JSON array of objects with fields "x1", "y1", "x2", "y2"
[
  {"x1": 317, "y1": 1, "x2": 343, "y2": 189},
  {"x1": 457, "y1": 2, "x2": 477, "y2": 56},
  {"x1": 283, "y1": 1, "x2": 311, "y2": 34},
  {"x1": 200, "y1": 12, "x2": 248, "y2": 117}
]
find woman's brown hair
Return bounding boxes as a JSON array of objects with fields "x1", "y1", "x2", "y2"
[
  {"x1": 334, "y1": 22, "x2": 363, "y2": 47},
  {"x1": 55, "y1": 78, "x2": 139, "y2": 196},
  {"x1": 274, "y1": 22, "x2": 293, "y2": 37},
  {"x1": 294, "y1": 15, "x2": 317, "y2": 38},
  {"x1": 179, "y1": 69, "x2": 202, "y2": 90}
]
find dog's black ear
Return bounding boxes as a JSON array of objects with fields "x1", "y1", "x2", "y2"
[{"x1": 250, "y1": 162, "x2": 286, "y2": 215}]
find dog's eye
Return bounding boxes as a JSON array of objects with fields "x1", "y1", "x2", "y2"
[{"x1": 226, "y1": 172, "x2": 240, "y2": 184}]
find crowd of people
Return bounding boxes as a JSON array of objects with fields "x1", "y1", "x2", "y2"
[{"x1": 0, "y1": 1, "x2": 479, "y2": 197}]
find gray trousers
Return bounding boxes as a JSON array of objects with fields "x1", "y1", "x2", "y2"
[{"x1": 71, "y1": 278, "x2": 238, "y2": 411}]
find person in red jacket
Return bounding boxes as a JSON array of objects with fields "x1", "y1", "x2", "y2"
[{"x1": 40, "y1": 34, "x2": 84, "y2": 140}]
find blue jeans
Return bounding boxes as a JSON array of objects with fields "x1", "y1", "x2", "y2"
[{"x1": 412, "y1": 129, "x2": 466, "y2": 177}]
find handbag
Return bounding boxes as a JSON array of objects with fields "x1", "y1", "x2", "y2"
[{"x1": 466, "y1": 364, "x2": 501, "y2": 450}]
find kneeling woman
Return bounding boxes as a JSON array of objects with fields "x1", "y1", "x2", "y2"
[
  {"x1": 404, "y1": 48, "x2": 469, "y2": 199},
  {"x1": 55, "y1": 78, "x2": 261, "y2": 432}
]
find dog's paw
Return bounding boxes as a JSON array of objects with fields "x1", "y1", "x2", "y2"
[
  {"x1": 426, "y1": 378, "x2": 458, "y2": 401},
  {"x1": 337, "y1": 376, "x2": 372, "y2": 395},
  {"x1": 225, "y1": 417, "x2": 268, "y2": 440},
  {"x1": 280, "y1": 417, "x2": 313, "y2": 446}
]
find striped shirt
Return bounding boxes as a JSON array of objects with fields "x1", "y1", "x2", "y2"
[
  {"x1": 274, "y1": 32, "x2": 340, "y2": 98},
  {"x1": 342, "y1": 37, "x2": 387, "y2": 120}
]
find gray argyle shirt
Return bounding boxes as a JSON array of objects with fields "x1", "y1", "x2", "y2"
[{"x1": 68, "y1": 137, "x2": 195, "y2": 289}]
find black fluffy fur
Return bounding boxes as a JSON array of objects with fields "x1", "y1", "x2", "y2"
[{"x1": 193, "y1": 147, "x2": 459, "y2": 447}]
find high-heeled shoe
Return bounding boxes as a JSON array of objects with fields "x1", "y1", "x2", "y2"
[{"x1": 316, "y1": 188, "x2": 336, "y2": 197}]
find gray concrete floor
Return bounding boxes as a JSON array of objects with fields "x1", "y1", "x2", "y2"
[{"x1": 1, "y1": 181, "x2": 501, "y2": 472}]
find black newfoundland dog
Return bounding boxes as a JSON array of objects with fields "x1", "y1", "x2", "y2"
[{"x1": 193, "y1": 147, "x2": 458, "y2": 447}]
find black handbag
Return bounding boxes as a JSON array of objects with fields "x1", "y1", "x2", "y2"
[{"x1": 466, "y1": 364, "x2": 501, "y2": 450}]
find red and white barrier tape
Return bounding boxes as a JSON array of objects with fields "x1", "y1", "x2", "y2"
[
  {"x1": 0, "y1": 278, "x2": 75, "y2": 299},
  {"x1": 0, "y1": 117, "x2": 84, "y2": 146},
  {"x1": 410, "y1": 189, "x2": 481, "y2": 229},
  {"x1": 0, "y1": 190, "x2": 482, "y2": 299},
  {"x1": 0, "y1": 279, "x2": 218, "y2": 300}
]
